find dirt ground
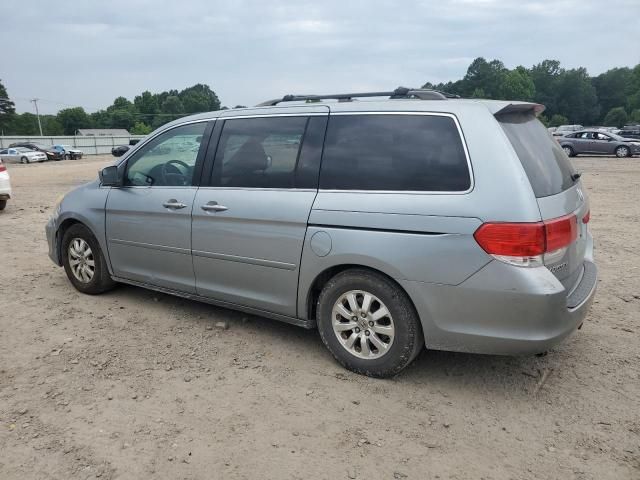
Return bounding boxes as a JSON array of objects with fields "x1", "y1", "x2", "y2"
[{"x1": 0, "y1": 155, "x2": 638, "y2": 480}]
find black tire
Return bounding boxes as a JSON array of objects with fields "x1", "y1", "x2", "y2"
[
  {"x1": 61, "y1": 224, "x2": 116, "y2": 295},
  {"x1": 562, "y1": 146, "x2": 575, "y2": 157},
  {"x1": 615, "y1": 146, "x2": 630, "y2": 158},
  {"x1": 64, "y1": 154, "x2": 71, "y2": 160},
  {"x1": 21, "y1": 156, "x2": 29, "y2": 164},
  {"x1": 0, "y1": 199, "x2": 6, "y2": 210},
  {"x1": 316, "y1": 269, "x2": 424, "y2": 378}
]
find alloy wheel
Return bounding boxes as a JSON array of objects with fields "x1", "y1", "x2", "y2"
[
  {"x1": 331, "y1": 290, "x2": 395, "y2": 359},
  {"x1": 68, "y1": 238, "x2": 95, "y2": 283}
]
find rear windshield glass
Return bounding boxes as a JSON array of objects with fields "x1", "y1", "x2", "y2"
[
  {"x1": 320, "y1": 114, "x2": 470, "y2": 191},
  {"x1": 498, "y1": 112, "x2": 576, "y2": 197}
]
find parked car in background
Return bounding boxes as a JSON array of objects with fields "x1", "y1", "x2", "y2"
[
  {"x1": 559, "y1": 130, "x2": 640, "y2": 157},
  {"x1": 51, "y1": 145, "x2": 84, "y2": 160},
  {"x1": 111, "y1": 145, "x2": 130, "y2": 157},
  {"x1": 46, "y1": 88, "x2": 597, "y2": 377},
  {"x1": 617, "y1": 126, "x2": 640, "y2": 139},
  {"x1": 8, "y1": 142, "x2": 62, "y2": 161},
  {"x1": 0, "y1": 158, "x2": 11, "y2": 210},
  {"x1": 552, "y1": 124, "x2": 583, "y2": 137},
  {"x1": 0, "y1": 147, "x2": 48, "y2": 163}
]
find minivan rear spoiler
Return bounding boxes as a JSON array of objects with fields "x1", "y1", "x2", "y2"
[{"x1": 492, "y1": 102, "x2": 545, "y2": 117}]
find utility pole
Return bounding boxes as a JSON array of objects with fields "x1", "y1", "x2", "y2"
[{"x1": 30, "y1": 98, "x2": 43, "y2": 136}]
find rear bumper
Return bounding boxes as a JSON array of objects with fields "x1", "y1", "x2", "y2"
[{"x1": 401, "y1": 259, "x2": 597, "y2": 355}]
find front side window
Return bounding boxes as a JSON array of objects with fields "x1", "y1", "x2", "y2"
[
  {"x1": 211, "y1": 116, "x2": 308, "y2": 188},
  {"x1": 319, "y1": 114, "x2": 470, "y2": 191},
  {"x1": 595, "y1": 133, "x2": 610, "y2": 141},
  {"x1": 125, "y1": 122, "x2": 207, "y2": 187}
]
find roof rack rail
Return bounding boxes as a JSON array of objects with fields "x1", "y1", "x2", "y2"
[{"x1": 256, "y1": 87, "x2": 459, "y2": 107}]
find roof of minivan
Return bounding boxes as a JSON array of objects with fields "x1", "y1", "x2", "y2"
[{"x1": 161, "y1": 98, "x2": 543, "y2": 131}]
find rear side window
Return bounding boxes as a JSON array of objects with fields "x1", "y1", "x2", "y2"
[
  {"x1": 319, "y1": 114, "x2": 470, "y2": 191},
  {"x1": 498, "y1": 112, "x2": 576, "y2": 198},
  {"x1": 212, "y1": 117, "x2": 308, "y2": 188}
]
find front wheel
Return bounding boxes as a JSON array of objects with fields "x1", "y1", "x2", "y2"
[
  {"x1": 562, "y1": 146, "x2": 575, "y2": 157},
  {"x1": 317, "y1": 269, "x2": 424, "y2": 378},
  {"x1": 0, "y1": 199, "x2": 6, "y2": 210},
  {"x1": 64, "y1": 154, "x2": 71, "y2": 160},
  {"x1": 615, "y1": 146, "x2": 630, "y2": 158},
  {"x1": 61, "y1": 224, "x2": 116, "y2": 294},
  {"x1": 21, "y1": 156, "x2": 29, "y2": 164}
]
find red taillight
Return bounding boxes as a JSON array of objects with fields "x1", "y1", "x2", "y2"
[
  {"x1": 0, "y1": 162, "x2": 5, "y2": 172},
  {"x1": 582, "y1": 210, "x2": 590, "y2": 224},
  {"x1": 474, "y1": 214, "x2": 578, "y2": 258},
  {"x1": 474, "y1": 222, "x2": 545, "y2": 256},
  {"x1": 544, "y1": 214, "x2": 578, "y2": 252}
]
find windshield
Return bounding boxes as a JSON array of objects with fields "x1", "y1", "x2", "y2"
[{"x1": 498, "y1": 112, "x2": 577, "y2": 198}]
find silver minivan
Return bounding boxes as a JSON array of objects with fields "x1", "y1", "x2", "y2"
[{"x1": 46, "y1": 88, "x2": 597, "y2": 377}]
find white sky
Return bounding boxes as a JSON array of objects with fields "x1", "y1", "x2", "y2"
[{"x1": 2, "y1": 0, "x2": 639, "y2": 114}]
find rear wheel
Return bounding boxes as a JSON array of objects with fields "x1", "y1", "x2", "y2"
[
  {"x1": 61, "y1": 224, "x2": 116, "y2": 294},
  {"x1": 615, "y1": 146, "x2": 630, "y2": 158},
  {"x1": 0, "y1": 199, "x2": 6, "y2": 210},
  {"x1": 317, "y1": 269, "x2": 424, "y2": 378},
  {"x1": 562, "y1": 146, "x2": 575, "y2": 157},
  {"x1": 64, "y1": 154, "x2": 71, "y2": 160}
]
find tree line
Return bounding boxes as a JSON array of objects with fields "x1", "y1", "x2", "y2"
[
  {"x1": 0, "y1": 83, "x2": 242, "y2": 136},
  {"x1": 1, "y1": 57, "x2": 640, "y2": 136},
  {"x1": 423, "y1": 58, "x2": 640, "y2": 127}
]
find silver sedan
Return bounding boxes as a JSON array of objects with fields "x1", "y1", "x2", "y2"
[
  {"x1": 558, "y1": 130, "x2": 640, "y2": 157},
  {"x1": 0, "y1": 147, "x2": 48, "y2": 164}
]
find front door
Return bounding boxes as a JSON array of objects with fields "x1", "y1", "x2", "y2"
[
  {"x1": 105, "y1": 121, "x2": 210, "y2": 293},
  {"x1": 192, "y1": 113, "x2": 327, "y2": 316},
  {"x1": 593, "y1": 132, "x2": 614, "y2": 154}
]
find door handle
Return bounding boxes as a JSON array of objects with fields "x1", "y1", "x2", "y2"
[
  {"x1": 201, "y1": 201, "x2": 228, "y2": 212},
  {"x1": 163, "y1": 199, "x2": 187, "y2": 209}
]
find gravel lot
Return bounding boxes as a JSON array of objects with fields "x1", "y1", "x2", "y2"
[{"x1": 0, "y1": 155, "x2": 638, "y2": 480}]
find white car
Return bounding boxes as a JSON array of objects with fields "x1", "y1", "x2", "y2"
[
  {"x1": 0, "y1": 158, "x2": 11, "y2": 210},
  {"x1": 0, "y1": 147, "x2": 47, "y2": 164}
]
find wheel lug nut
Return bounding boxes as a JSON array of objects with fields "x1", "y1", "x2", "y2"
[
  {"x1": 355, "y1": 327, "x2": 360, "y2": 333},
  {"x1": 352, "y1": 316, "x2": 357, "y2": 321},
  {"x1": 361, "y1": 312, "x2": 366, "y2": 318},
  {"x1": 365, "y1": 330, "x2": 370, "y2": 336},
  {"x1": 368, "y1": 321, "x2": 374, "y2": 327}
]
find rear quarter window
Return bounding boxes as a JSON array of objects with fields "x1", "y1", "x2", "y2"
[
  {"x1": 319, "y1": 114, "x2": 470, "y2": 192},
  {"x1": 498, "y1": 112, "x2": 576, "y2": 198}
]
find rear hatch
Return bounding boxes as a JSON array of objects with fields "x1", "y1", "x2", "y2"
[{"x1": 497, "y1": 109, "x2": 590, "y2": 290}]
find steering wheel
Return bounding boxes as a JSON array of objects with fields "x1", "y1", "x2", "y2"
[{"x1": 161, "y1": 159, "x2": 191, "y2": 186}]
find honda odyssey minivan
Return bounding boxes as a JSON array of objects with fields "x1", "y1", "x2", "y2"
[{"x1": 46, "y1": 88, "x2": 597, "y2": 377}]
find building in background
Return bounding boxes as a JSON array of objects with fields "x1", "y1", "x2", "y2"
[{"x1": 77, "y1": 129, "x2": 130, "y2": 136}]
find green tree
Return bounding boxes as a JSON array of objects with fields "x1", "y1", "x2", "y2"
[
  {"x1": 499, "y1": 66, "x2": 535, "y2": 101},
  {"x1": 549, "y1": 114, "x2": 569, "y2": 127},
  {"x1": 458, "y1": 57, "x2": 508, "y2": 98},
  {"x1": 57, "y1": 107, "x2": 91, "y2": 135},
  {"x1": 134, "y1": 91, "x2": 159, "y2": 124},
  {"x1": 179, "y1": 84, "x2": 220, "y2": 113},
  {"x1": 555, "y1": 68, "x2": 600, "y2": 125},
  {"x1": 130, "y1": 121, "x2": 152, "y2": 135},
  {"x1": 160, "y1": 95, "x2": 185, "y2": 122},
  {"x1": 592, "y1": 67, "x2": 632, "y2": 123},
  {"x1": 603, "y1": 107, "x2": 628, "y2": 127},
  {"x1": 629, "y1": 109, "x2": 640, "y2": 124},
  {"x1": 529, "y1": 59, "x2": 563, "y2": 117},
  {"x1": 0, "y1": 79, "x2": 16, "y2": 133}
]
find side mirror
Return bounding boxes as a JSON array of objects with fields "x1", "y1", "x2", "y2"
[{"x1": 99, "y1": 165, "x2": 120, "y2": 186}]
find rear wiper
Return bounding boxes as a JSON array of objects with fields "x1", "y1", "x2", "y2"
[{"x1": 571, "y1": 172, "x2": 582, "y2": 182}]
